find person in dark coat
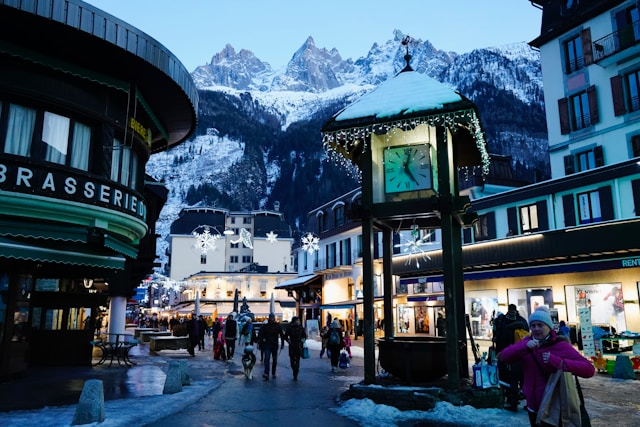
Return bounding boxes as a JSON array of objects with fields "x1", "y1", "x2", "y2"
[
  {"x1": 224, "y1": 313, "x2": 238, "y2": 360},
  {"x1": 284, "y1": 316, "x2": 307, "y2": 380},
  {"x1": 257, "y1": 313, "x2": 284, "y2": 380},
  {"x1": 197, "y1": 315, "x2": 207, "y2": 351},
  {"x1": 186, "y1": 312, "x2": 199, "y2": 357},
  {"x1": 327, "y1": 319, "x2": 344, "y2": 372},
  {"x1": 493, "y1": 304, "x2": 529, "y2": 411}
]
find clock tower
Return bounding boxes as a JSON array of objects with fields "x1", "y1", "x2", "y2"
[{"x1": 322, "y1": 51, "x2": 489, "y2": 387}]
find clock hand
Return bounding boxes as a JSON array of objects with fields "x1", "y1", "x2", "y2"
[{"x1": 404, "y1": 150, "x2": 420, "y2": 185}]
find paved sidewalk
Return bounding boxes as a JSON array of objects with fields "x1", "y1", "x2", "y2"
[{"x1": 0, "y1": 334, "x2": 638, "y2": 426}]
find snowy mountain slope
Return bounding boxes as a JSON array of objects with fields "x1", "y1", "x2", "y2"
[{"x1": 147, "y1": 30, "x2": 546, "y2": 273}]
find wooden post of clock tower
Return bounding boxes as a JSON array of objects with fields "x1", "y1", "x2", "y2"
[{"x1": 436, "y1": 125, "x2": 468, "y2": 387}]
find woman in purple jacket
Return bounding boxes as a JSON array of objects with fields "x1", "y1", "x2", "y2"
[{"x1": 500, "y1": 306, "x2": 594, "y2": 426}]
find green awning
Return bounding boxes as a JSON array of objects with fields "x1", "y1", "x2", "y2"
[
  {"x1": 0, "y1": 218, "x2": 88, "y2": 242},
  {"x1": 104, "y1": 234, "x2": 139, "y2": 258},
  {"x1": 0, "y1": 236, "x2": 125, "y2": 270}
]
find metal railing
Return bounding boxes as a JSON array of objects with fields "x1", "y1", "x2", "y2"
[{"x1": 593, "y1": 22, "x2": 640, "y2": 63}]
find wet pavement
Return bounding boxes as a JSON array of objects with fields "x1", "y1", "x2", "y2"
[{"x1": 0, "y1": 334, "x2": 639, "y2": 427}]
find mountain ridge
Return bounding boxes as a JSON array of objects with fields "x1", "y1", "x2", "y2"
[{"x1": 148, "y1": 30, "x2": 547, "y2": 273}]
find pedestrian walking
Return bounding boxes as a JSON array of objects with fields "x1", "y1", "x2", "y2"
[
  {"x1": 197, "y1": 315, "x2": 207, "y2": 351},
  {"x1": 224, "y1": 313, "x2": 238, "y2": 360},
  {"x1": 493, "y1": 303, "x2": 529, "y2": 411},
  {"x1": 185, "y1": 312, "x2": 199, "y2": 357},
  {"x1": 342, "y1": 331, "x2": 352, "y2": 358},
  {"x1": 257, "y1": 313, "x2": 285, "y2": 380},
  {"x1": 319, "y1": 325, "x2": 329, "y2": 358},
  {"x1": 284, "y1": 316, "x2": 307, "y2": 380},
  {"x1": 327, "y1": 319, "x2": 344, "y2": 372},
  {"x1": 499, "y1": 306, "x2": 595, "y2": 426}
]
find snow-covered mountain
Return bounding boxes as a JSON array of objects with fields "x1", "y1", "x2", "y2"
[{"x1": 147, "y1": 30, "x2": 546, "y2": 273}]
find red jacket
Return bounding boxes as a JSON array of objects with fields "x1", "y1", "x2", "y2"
[{"x1": 500, "y1": 331, "x2": 595, "y2": 412}]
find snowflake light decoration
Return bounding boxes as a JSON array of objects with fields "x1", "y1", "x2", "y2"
[
  {"x1": 266, "y1": 231, "x2": 278, "y2": 243},
  {"x1": 395, "y1": 226, "x2": 432, "y2": 269},
  {"x1": 192, "y1": 226, "x2": 221, "y2": 254},
  {"x1": 301, "y1": 232, "x2": 320, "y2": 254}
]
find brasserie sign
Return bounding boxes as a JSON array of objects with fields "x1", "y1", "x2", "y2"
[{"x1": 0, "y1": 160, "x2": 146, "y2": 220}]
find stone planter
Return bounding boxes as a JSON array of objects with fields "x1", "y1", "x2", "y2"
[{"x1": 377, "y1": 336, "x2": 448, "y2": 382}]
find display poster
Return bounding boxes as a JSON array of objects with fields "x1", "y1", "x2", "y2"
[
  {"x1": 578, "y1": 306, "x2": 595, "y2": 358},
  {"x1": 305, "y1": 319, "x2": 319, "y2": 339},
  {"x1": 565, "y1": 283, "x2": 627, "y2": 331}
]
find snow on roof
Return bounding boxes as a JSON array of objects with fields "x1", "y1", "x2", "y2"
[{"x1": 333, "y1": 70, "x2": 465, "y2": 122}]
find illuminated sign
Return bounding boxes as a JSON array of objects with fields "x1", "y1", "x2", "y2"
[
  {"x1": 0, "y1": 160, "x2": 146, "y2": 220},
  {"x1": 129, "y1": 117, "x2": 152, "y2": 147}
]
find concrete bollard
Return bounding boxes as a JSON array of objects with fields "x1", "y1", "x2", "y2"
[
  {"x1": 163, "y1": 361, "x2": 183, "y2": 394},
  {"x1": 177, "y1": 360, "x2": 191, "y2": 386},
  {"x1": 71, "y1": 379, "x2": 105, "y2": 425}
]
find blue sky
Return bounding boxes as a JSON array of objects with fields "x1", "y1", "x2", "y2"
[{"x1": 84, "y1": 0, "x2": 541, "y2": 73}]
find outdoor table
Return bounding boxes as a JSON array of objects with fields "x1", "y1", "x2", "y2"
[{"x1": 91, "y1": 333, "x2": 139, "y2": 367}]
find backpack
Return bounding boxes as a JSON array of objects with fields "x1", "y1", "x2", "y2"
[
  {"x1": 514, "y1": 328, "x2": 530, "y2": 343},
  {"x1": 329, "y1": 330, "x2": 340, "y2": 345}
]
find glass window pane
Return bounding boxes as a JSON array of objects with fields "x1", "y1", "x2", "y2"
[
  {"x1": 5, "y1": 104, "x2": 36, "y2": 156},
  {"x1": 43, "y1": 112, "x2": 70, "y2": 164},
  {"x1": 71, "y1": 122, "x2": 91, "y2": 170},
  {"x1": 110, "y1": 138, "x2": 121, "y2": 181},
  {"x1": 120, "y1": 146, "x2": 131, "y2": 186},
  {"x1": 530, "y1": 205, "x2": 539, "y2": 229}
]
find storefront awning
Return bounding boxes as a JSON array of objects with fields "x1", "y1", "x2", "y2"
[
  {"x1": 0, "y1": 236, "x2": 125, "y2": 269},
  {"x1": 0, "y1": 217, "x2": 88, "y2": 242},
  {"x1": 274, "y1": 274, "x2": 322, "y2": 289},
  {"x1": 104, "y1": 235, "x2": 138, "y2": 258},
  {"x1": 320, "y1": 297, "x2": 385, "y2": 309}
]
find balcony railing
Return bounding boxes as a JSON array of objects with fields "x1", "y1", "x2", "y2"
[{"x1": 593, "y1": 22, "x2": 640, "y2": 63}]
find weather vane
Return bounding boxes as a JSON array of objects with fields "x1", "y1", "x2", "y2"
[{"x1": 401, "y1": 35, "x2": 414, "y2": 72}]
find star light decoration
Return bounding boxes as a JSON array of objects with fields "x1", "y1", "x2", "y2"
[
  {"x1": 192, "y1": 225, "x2": 221, "y2": 254},
  {"x1": 266, "y1": 231, "x2": 278, "y2": 243},
  {"x1": 395, "y1": 225, "x2": 432, "y2": 269},
  {"x1": 301, "y1": 232, "x2": 320, "y2": 254}
]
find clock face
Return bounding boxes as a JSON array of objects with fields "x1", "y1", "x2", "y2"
[{"x1": 383, "y1": 145, "x2": 432, "y2": 194}]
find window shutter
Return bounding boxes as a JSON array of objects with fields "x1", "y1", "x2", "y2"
[
  {"x1": 581, "y1": 28, "x2": 593, "y2": 66},
  {"x1": 536, "y1": 200, "x2": 549, "y2": 231},
  {"x1": 611, "y1": 75, "x2": 626, "y2": 116},
  {"x1": 486, "y1": 211, "x2": 496, "y2": 240},
  {"x1": 507, "y1": 207, "x2": 518, "y2": 235},
  {"x1": 558, "y1": 98, "x2": 571, "y2": 134},
  {"x1": 594, "y1": 145, "x2": 604, "y2": 167},
  {"x1": 564, "y1": 154, "x2": 575, "y2": 175},
  {"x1": 563, "y1": 194, "x2": 577, "y2": 227},
  {"x1": 632, "y1": 179, "x2": 640, "y2": 216},
  {"x1": 598, "y1": 186, "x2": 614, "y2": 221},
  {"x1": 587, "y1": 85, "x2": 599, "y2": 124}
]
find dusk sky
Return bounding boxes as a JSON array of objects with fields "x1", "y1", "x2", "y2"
[{"x1": 84, "y1": 0, "x2": 542, "y2": 72}]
